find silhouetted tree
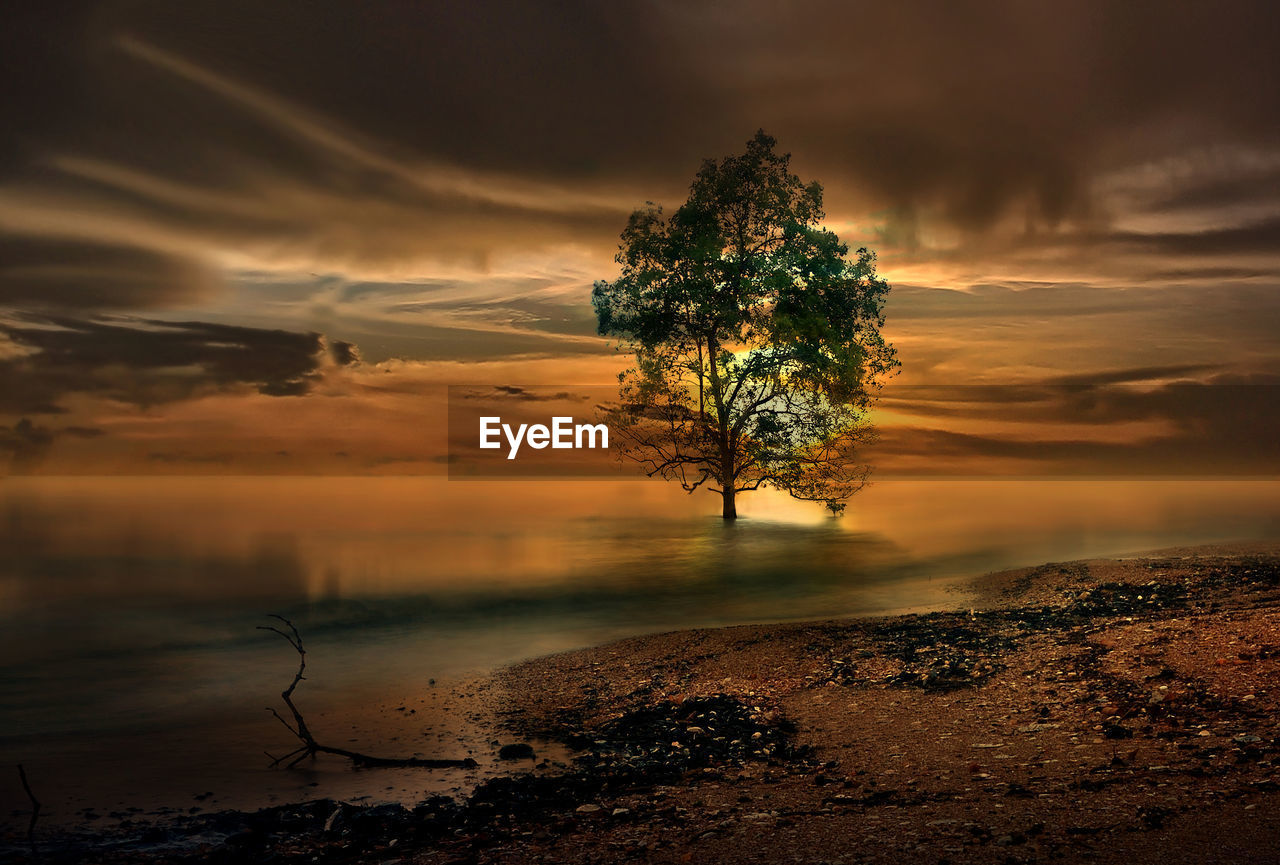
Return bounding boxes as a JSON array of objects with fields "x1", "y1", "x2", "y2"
[{"x1": 593, "y1": 131, "x2": 898, "y2": 519}]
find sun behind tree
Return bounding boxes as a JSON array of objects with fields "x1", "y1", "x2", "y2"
[{"x1": 593, "y1": 131, "x2": 899, "y2": 519}]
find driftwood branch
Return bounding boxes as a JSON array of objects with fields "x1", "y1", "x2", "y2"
[
  {"x1": 17, "y1": 763, "x2": 40, "y2": 858},
  {"x1": 258, "y1": 615, "x2": 477, "y2": 770}
]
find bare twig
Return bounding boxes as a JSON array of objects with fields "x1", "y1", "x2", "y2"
[
  {"x1": 258, "y1": 615, "x2": 477, "y2": 770},
  {"x1": 17, "y1": 763, "x2": 40, "y2": 858}
]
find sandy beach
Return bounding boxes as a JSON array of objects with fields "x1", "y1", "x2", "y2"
[{"x1": 8, "y1": 541, "x2": 1280, "y2": 864}]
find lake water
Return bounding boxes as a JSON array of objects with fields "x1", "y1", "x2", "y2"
[{"x1": 2, "y1": 475, "x2": 1278, "y2": 824}]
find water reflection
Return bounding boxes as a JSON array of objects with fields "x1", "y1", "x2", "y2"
[
  {"x1": 4, "y1": 476, "x2": 1279, "y2": 673},
  {"x1": 0, "y1": 476, "x2": 1277, "y2": 820}
]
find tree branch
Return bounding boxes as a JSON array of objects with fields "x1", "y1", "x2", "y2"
[
  {"x1": 17, "y1": 763, "x2": 40, "y2": 858},
  {"x1": 258, "y1": 616, "x2": 477, "y2": 771}
]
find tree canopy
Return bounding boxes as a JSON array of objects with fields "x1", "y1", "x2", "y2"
[{"x1": 592, "y1": 131, "x2": 898, "y2": 518}]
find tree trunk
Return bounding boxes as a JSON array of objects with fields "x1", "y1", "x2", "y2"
[{"x1": 721, "y1": 487, "x2": 737, "y2": 520}]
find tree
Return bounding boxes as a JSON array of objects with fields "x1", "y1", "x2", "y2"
[{"x1": 592, "y1": 131, "x2": 898, "y2": 520}]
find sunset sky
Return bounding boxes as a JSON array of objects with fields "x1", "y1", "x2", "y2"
[{"x1": 2, "y1": 1, "x2": 1278, "y2": 477}]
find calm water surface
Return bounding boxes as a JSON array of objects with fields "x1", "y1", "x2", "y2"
[{"x1": 1, "y1": 476, "x2": 1277, "y2": 823}]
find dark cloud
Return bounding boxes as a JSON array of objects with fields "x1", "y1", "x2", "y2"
[
  {"x1": 0, "y1": 236, "x2": 218, "y2": 309},
  {"x1": 0, "y1": 315, "x2": 351, "y2": 413},
  {"x1": 873, "y1": 376, "x2": 1280, "y2": 475},
  {"x1": 327, "y1": 339, "x2": 359, "y2": 366},
  {"x1": 0, "y1": 419, "x2": 103, "y2": 472},
  {"x1": 882, "y1": 375, "x2": 1280, "y2": 420},
  {"x1": 729, "y1": 1, "x2": 1280, "y2": 228},
  {"x1": 1, "y1": 1, "x2": 1279, "y2": 476},
  {"x1": 63, "y1": 425, "x2": 105, "y2": 438},
  {"x1": 0, "y1": 418, "x2": 55, "y2": 471},
  {"x1": 1052, "y1": 376, "x2": 1280, "y2": 435},
  {"x1": 1113, "y1": 216, "x2": 1280, "y2": 259},
  {"x1": 473, "y1": 386, "x2": 587, "y2": 402},
  {"x1": 1045, "y1": 365, "x2": 1225, "y2": 387},
  {"x1": 1146, "y1": 164, "x2": 1280, "y2": 214},
  {"x1": 145, "y1": 451, "x2": 233, "y2": 464},
  {"x1": 882, "y1": 281, "x2": 1280, "y2": 376},
  {"x1": 872, "y1": 424, "x2": 1280, "y2": 477},
  {"x1": 988, "y1": 217, "x2": 1280, "y2": 275},
  {"x1": 97, "y1": 0, "x2": 724, "y2": 182},
  {"x1": 94, "y1": 0, "x2": 1273, "y2": 228},
  {"x1": 0, "y1": 2, "x2": 98, "y2": 166},
  {"x1": 366, "y1": 455, "x2": 426, "y2": 467},
  {"x1": 4, "y1": 1, "x2": 1278, "y2": 277}
]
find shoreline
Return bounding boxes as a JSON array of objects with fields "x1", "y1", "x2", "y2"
[{"x1": 7, "y1": 540, "x2": 1280, "y2": 863}]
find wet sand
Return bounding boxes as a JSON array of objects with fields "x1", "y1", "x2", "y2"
[
  {"x1": 7, "y1": 542, "x2": 1280, "y2": 863},
  {"x1": 481, "y1": 543, "x2": 1280, "y2": 864}
]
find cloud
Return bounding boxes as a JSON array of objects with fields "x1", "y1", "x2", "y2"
[
  {"x1": 145, "y1": 451, "x2": 232, "y2": 464},
  {"x1": 328, "y1": 339, "x2": 359, "y2": 366},
  {"x1": 1045, "y1": 364, "x2": 1225, "y2": 387},
  {"x1": 462, "y1": 385, "x2": 589, "y2": 402},
  {"x1": 871, "y1": 421, "x2": 1279, "y2": 477},
  {"x1": 872, "y1": 374, "x2": 1280, "y2": 475},
  {"x1": 0, "y1": 314, "x2": 353, "y2": 413},
  {"x1": 2, "y1": 2, "x2": 1277, "y2": 296},
  {"x1": 0, "y1": 418, "x2": 55, "y2": 472},
  {"x1": 1, "y1": 2, "x2": 1279, "y2": 476},
  {"x1": 0, "y1": 419, "x2": 104, "y2": 472},
  {"x1": 1111, "y1": 216, "x2": 1280, "y2": 259},
  {"x1": 0, "y1": 235, "x2": 219, "y2": 309},
  {"x1": 63, "y1": 425, "x2": 106, "y2": 438}
]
